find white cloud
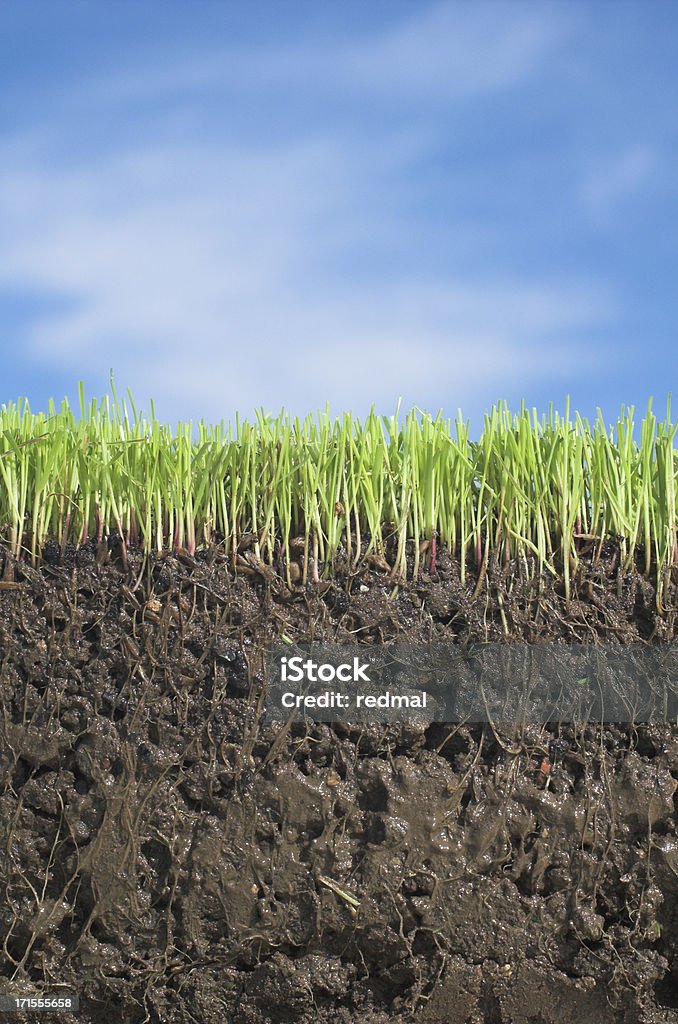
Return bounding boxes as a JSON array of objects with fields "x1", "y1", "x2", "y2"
[
  {"x1": 91, "y1": 0, "x2": 574, "y2": 107},
  {"x1": 342, "y1": 1, "x2": 575, "y2": 100},
  {"x1": 0, "y1": 1, "x2": 614, "y2": 425},
  {"x1": 0, "y1": 134, "x2": 615, "y2": 423},
  {"x1": 579, "y1": 145, "x2": 657, "y2": 217}
]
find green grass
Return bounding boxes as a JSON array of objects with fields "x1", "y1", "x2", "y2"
[{"x1": 0, "y1": 384, "x2": 676, "y2": 607}]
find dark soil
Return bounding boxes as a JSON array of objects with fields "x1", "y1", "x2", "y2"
[{"x1": 1, "y1": 537, "x2": 678, "y2": 1023}]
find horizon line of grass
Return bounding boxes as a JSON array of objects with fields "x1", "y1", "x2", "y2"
[{"x1": 0, "y1": 383, "x2": 676, "y2": 608}]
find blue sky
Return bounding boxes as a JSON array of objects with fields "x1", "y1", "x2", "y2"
[{"x1": 1, "y1": 0, "x2": 676, "y2": 434}]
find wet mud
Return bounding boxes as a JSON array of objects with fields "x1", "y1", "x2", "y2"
[{"x1": 0, "y1": 538, "x2": 677, "y2": 1022}]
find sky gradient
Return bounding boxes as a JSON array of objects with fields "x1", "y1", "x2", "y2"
[{"x1": 1, "y1": 0, "x2": 676, "y2": 434}]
